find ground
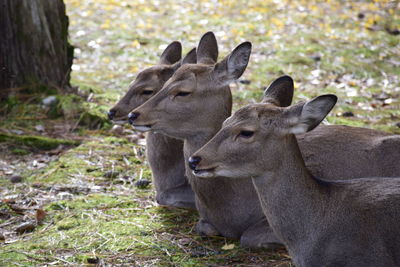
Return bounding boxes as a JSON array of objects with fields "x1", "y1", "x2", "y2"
[{"x1": 0, "y1": 0, "x2": 399, "y2": 266}]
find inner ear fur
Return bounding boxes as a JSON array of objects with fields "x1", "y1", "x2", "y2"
[
  {"x1": 262, "y1": 75, "x2": 294, "y2": 107},
  {"x1": 285, "y1": 95, "x2": 337, "y2": 134},
  {"x1": 213, "y1": 41, "x2": 252, "y2": 85},
  {"x1": 159, "y1": 41, "x2": 182, "y2": 65}
]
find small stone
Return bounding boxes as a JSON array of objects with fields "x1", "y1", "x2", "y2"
[
  {"x1": 135, "y1": 179, "x2": 151, "y2": 189},
  {"x1": 10, "y1": 129, "x2": 24, "y2": 135},
  {"x1": 15, "y1": 221, "x2": 36, "y2": 234},
  {"x1": 104, "y1": 170, "x2": 119, "y2": 179},
  {"x1": 87, "y1": 257, "x2": 100, "y2": 264},
  {"x1": 42, "y1": 96, "x2": 58, "y2": 107},
  {"x1": 239, "y1": 79, "x2": 251, "y2": 85},
  {"x1": 110, "y1": 125, "x2": 124, "y2": 135},
  {"x1": 10, "y1": 175, "x2": 23, "y2": 183},
  {"x1": 309, "y1": 54, "x2": 321, "y2": 62},
  {"x1": 342, "y1": 111, "x2": 354, "y2": 117},
  {"x1": 35, "y1": 125, "x2": 45, "y2": 132}
]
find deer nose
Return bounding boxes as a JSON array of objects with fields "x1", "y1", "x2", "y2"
[
  {"x1": 128, "y1": 112, "x2": 140, "y2": 124},
  {"x1": 188, "y1": 156, "x2": 202, "y2": 170},
  {"x1": 107, "y1": 110, "x2": 116, "y2": 120}
]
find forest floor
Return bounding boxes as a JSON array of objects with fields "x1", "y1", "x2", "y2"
[{"x1": 1, "y1": 0, "x2": 399, "y2": 266}]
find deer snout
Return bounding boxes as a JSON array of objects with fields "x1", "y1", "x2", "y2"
[
  {"x1": 188, "y1": 156, "x2": 202, "y2": 170},
  {"x1": 107, "y1": 110, "x2": 116, "y2": 120},
  {"x1": 128, "y1": 112, "x2": 140, "y2": 124}
]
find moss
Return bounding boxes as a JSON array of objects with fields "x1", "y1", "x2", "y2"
[
  {"x1": 78, "y1": 111, "x2": 110, "y2": 130},
  {"x1": 11, "y1": 148, "x2": 30, "y2": 155},
  {"x1": 57, "y1": 218, "x2": 81, "y2": 230},
  {"x1": 58, "y1": 94, "x2": 84, "y2": 119},
  {"x1": 0, "y1": 133, "x2": 80, "y2": 151},
  {"x1": 0, "y1": 95, "x2": 19, "y2": 115}
]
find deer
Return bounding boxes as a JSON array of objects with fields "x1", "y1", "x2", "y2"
[
  {"x1": 129, "y1": 32, "x2": 282, "y2": 248},
  {"x1": 129, "y1": 32, "x2": 400, "y2": 250},
  {"x1": 108, "y1": 41, "x2": 197, "y2": 209},
  {"x1": 128, "y1": 32, "x2": 400, "y2": 248},
  {"x1": 190, "y1": 89, "x2": 400, "y2": 266}
]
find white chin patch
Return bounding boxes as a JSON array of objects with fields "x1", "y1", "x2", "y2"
[
  {"x1": 133, "y1": 125, "x2": 151, "y2": 132},
  {"x1": 192, "y1": 170, "x2": 215, "y2": 178},
  {"x1": 112, "y1": 120, "x2": 128, "y2": 125}
]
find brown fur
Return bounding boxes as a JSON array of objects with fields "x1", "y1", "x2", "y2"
[
  {"x1": 192, "y1": 92, "x2": 400, "y2": 266},
  {"x1": 130, "y1": 32, "x2": 279, "y2": 248},
  {"x1": 108, "y1": 42, "x2": 196, "y2": 209}
]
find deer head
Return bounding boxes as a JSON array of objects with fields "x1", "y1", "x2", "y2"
[
  {"x1": 128, "y1": 32, "x2": 252, "y2": 139},
  {"x1": 108, "y1": 41, "x2": 196, "y2": 123},
  {"x1": 190, "y1": 76, "x2": 337, "y2": 178}
]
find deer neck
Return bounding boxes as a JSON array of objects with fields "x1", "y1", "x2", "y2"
[{"x1": 252, "y1": 135, "x2": 326, "y2": 248}]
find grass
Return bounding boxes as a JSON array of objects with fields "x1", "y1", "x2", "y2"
[
  {"x1": 0, "y1": 0, "x2": 399, "y2": 266},
  {"x1": 0, "y1": 133, "x2": 80, "y2": 151},
  {"x1": 0, "y1": 136, "x2": 290, "y2": 266}
]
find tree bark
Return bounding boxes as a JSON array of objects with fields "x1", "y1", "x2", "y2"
[{"x1": 0, "y1": 0, "x2": 73, "y2": 99}]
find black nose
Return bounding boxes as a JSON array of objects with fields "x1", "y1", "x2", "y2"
[
  {"x1": 128, "y1": 112, "x2": 140, "y2": 124},
  {"x1": 107, "y1": 110, "x2": 116, "y2": 120},
  {"x1": 188, "y1": 156, "x2": 201, "y2": 170}
]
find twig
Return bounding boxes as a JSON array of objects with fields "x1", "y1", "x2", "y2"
[{"x1": 51, "y1": 256, "x2": 75, "y2": 265}]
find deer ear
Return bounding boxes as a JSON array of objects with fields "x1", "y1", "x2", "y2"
[
  {"x1": 182, "y1": 48, "x2": 197, "y2": 65},
  {"x1": 287, "y1": 94, "x2": 337, "y2": 134},
  {"x1": 197, "y1": 32, "x2": 218, "y2": 64},
  {"x1": 213, "y1": 42, "x2": 252, "y2": 85},
  {"x1": 159, "y1": 41, "x2": 182, "y2": 65},
  {"x1": 262, "y1": 75, "x2": 294, "y2": 107}
]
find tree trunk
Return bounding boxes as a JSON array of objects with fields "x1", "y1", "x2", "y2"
[{"x1": 0, "y1": 0, "x2": 73, "y2": 99}]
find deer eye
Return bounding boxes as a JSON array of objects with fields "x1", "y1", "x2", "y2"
[
  {"x1": 238, "y1": 130, "x2": 254, "y2": 138},
  {"x1": 176, "y1": 91, "x2": 191, "y2": 97},
  {"x1": 142, "y1": 90, "x2": 153, "y2": 95}
]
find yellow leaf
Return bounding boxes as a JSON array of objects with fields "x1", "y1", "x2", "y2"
[
  {"x1": 130, "y1": 66, "x2": 139, "y2": 73},
  {"x1": 131, "y1": 40, "x2": 141, "y2": 49},
  {"x1": 348, "y1": 80, "x2": 357, "y2": 87},
  {"x1": 101, "y1": 19, "x2": 111, "y2": 29},
  {"x1": 271, "y1": 17, "x2": 284, "y2": 28},
  {"x1": 221, "y1": 243, "x2": 235, "y2": 250}
]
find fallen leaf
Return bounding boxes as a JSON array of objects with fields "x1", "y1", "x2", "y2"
[
  {"x1": 221, "y1": 243, "x2": 235, "y2": 250},
  {"x1": 36, "y1": 209, "x2": 47, "y2": 224}
]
